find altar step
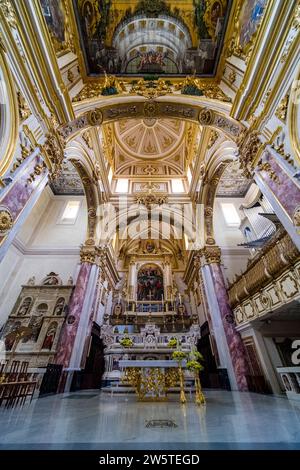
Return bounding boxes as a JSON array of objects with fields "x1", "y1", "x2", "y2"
[{"x1": 101, "y1": 380, "x2": 195, "y2": 395}]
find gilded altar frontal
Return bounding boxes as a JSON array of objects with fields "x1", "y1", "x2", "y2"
[{"x1": 0, "y1": 0, "x2": 300, "y2": 457}]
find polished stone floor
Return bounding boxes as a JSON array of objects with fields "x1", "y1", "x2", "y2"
[{"x1": 0, "y1": 390, "x2": 300, "y2": 449}]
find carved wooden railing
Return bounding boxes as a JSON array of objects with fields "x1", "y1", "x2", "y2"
[{"x1": 228, "y1": 229, "x2": 300, "y2": 308}]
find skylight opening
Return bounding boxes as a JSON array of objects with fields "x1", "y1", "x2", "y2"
[{"x1": 221, "y1": 203, "x2": 241, "y2": 227}]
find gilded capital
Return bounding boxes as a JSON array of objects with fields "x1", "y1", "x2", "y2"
[
  {"x1": 80, "y1": 246, "x2": 97, "y2": 265},
  {"x1": 201, "y1": 246, "x2": 221, "y2": 265}
]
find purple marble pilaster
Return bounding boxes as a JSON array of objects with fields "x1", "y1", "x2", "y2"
[
  {"x1": 259, "y1": 151, "x2": 300, "y2": 219},
  {"x1": 55, "y1": 262, "x2": 93, "y2": 369},
  {"x1": 0, "y1": 155, "x2": 48, "y2": 261},
  {"x1": 209, "y1": 263, "x2": 250, "y2": 391}
]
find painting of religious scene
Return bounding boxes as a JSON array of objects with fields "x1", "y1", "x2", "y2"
[
  {"x1": 239, "y1": 0, "x2": 267, "y2": 48},
  {"x1": 137, "y1": 264, "x2": 164, "y2": 301},
  {"x1": 73, "y1": 0, "x2": 232, "y2": 76},
  {"x1": 40, "y1": 0, "x2": 66, "y2": 47}
]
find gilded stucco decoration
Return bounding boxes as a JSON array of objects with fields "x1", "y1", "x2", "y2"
[
  {"x1": 0, "y1": 207, "x2": 13, "y2": 235},
  {"x1": 0, "y1": 45, "x2": 18, "y2": 176},
  {"x1": 236, "y1": 128, "x2": 262, "y2": 178}
]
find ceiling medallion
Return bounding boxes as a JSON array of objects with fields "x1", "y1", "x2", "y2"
[
  {"x1": 198, "y1": 108, "x2": 214, "y2": 125},
  {"x1": 0, "y1": 207, "x2": 13, "y2": 235},
  {"x1": 143, "y1": 101, "x2": 158, "y2": 118}
]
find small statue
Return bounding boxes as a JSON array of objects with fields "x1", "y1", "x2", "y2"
[{"x1": 67, "y1": 276, "x2": 73, "y2": 285}]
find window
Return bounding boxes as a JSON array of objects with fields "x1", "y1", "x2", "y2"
[
  {"x1": 171, "y1": 179, "x2": 185, "y2": 193},
  {"x1": 59, "y1": 200, "x2": 80, "y2": 224},
  {"x1": 221, "y1": 203, "x2": 240, "y2": 227},
  {"x1": 115, "y1": 179, "x2": 128, "y2": 193}
]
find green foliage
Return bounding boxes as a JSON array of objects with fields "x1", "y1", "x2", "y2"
[
  {"x1": 172, "y1": 350, "x2": 187, "y2": 362},
  {"x1": 120, "y1": 337, "x2": 134, "y2": 348},
  {"x1": 168, "y1": 338, "x2": 178, "y2": 349}
]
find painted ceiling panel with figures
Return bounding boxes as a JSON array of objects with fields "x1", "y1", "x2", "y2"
[{"x1": 72, "y1": 0, "x2": 232, "y2": 76}]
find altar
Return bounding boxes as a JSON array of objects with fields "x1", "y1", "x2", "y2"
[{"x1": 119, "y1": 360, "x2": 182, "y2": 401}]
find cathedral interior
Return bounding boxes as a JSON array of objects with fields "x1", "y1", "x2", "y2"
[{"x1": 0, "y1": 0, "x2": 300, "y2": 451}]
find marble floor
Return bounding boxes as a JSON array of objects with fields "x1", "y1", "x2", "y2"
[{"x1": 0, "y1": 390, "x2": 300, "y2": 450}]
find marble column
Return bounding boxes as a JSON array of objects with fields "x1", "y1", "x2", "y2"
[
  {"x1": 200, "y1": 246, "x2": 250, "y2": 391},
  {"x1": 254, "y1": 148, "x2": 300, "y2": 250},
  {"x1": 55, "y1": 246, "x2": 100, "y2": 392},
  {"x1": 0, "y1": 153, "x2": 48, "y2": 263}
]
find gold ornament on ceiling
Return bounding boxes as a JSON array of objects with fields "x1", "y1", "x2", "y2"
[
  {"x1": 275, "y1": 93, "x2": 290, "y2": 122},
  {"x1": 207, "y1": 130, "x2": 219, "y2": 149},
  {"x1": 198, "y1": 108, "x2": 214, "y2": 125},
  {"x1": 87, "y1": 108, "x2": 103, "y2": 126},
  {"x1": 143, "y1": 101, "x2": 158, "y2": 118},
  {"x1": 175, "y1": 76, "x2": 231, "y2": 102},
  {"x1": 17, "y1": 91, "x2": 31, "y2": 122},
  {"x1": 131, "y1": 79, "x2": 172, "y2": 99},
  {"x1": 73, "y1": 75, "x2": 126, "y2": 102},
  {"x1": 0, "y1": 208, "x2": 13, "y2": 235}
]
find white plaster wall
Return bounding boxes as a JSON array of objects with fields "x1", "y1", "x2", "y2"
[
  {"x1": 27, "y1": 188, "x2": 87, "y2": 248},
  {"x1": 214, "y1": 197, "x2": 251, "y2": 282}
]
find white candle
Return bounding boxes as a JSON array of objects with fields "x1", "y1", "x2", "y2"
[{"x1": 179, "y1": 293, "x2": 182, "y2": 304}]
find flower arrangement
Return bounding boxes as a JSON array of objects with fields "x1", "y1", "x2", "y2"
[
  {"x1": 120, "y1": 337, "x2": 133, "y2": 348},
  {"x1": 172, "y1": 350, "x2": 186, "y2": 362},
  {"x1": 168, "y1": 338, "x2": 178, "y2": 349},
  {"x1": 186, "y1": 360, "x2": 204, "y2": 372}
]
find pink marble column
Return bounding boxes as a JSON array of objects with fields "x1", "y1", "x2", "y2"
[
  {"x1": 0, "y1": 155, "x2": 48, "y2": 259},
  {"x1": 209, "y1": 262, "x2": 250, "y2": 391},
  {"x1": 259, "y1": 151, "x2": 300, "y2": 220},
  {"x1": 55, "y1": 261, "x2": 93, "y2": 369}
]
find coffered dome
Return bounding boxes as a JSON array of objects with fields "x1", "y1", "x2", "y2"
[{"x1": 114, "y1": 118, "x2": 185, "y2": 160}]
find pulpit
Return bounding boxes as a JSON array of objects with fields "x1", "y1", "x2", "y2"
[{"x1": 119, "y1": 360, "x2": 182, "y2": 401}]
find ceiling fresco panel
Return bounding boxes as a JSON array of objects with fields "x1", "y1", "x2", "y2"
[{"x1": 73, "y1": 0, "x2": 232, "y2": 77}]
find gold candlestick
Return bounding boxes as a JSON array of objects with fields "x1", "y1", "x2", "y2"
[
  {"x1": 179, "y1": 365, "x2": 187, "y2": 404},
  {"x1": 194, "y1": 372, "x2": 206, "y2": 405}
]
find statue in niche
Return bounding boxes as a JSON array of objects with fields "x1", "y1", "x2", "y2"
[
  {"x1": 41, "y1": 322, "x2": 58, "y2": 350},
  {"x1": 17, "y1": 297, "x2": 32, "y2": 316},
  {"x1": 53, "y1": 297, "x2": 65, "y2": 316}
]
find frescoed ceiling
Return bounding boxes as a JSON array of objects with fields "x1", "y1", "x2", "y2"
[{"x1": 72, "y1": 0, "x2": 232, "y2": 76}]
